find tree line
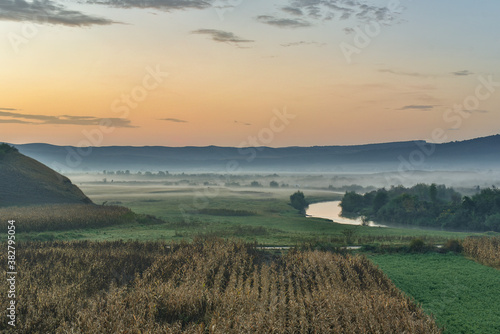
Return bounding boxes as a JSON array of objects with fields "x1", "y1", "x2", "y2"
[{"x1": 340, "y1": 184, "x2": 500, "y2": 232}]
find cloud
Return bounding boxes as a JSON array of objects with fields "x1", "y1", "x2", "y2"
[
  {"x1": 281, "y1": 6, "x2": 303, "y2": 16},
  {"x1": 284, "y1": 0, "x2": 403, "y2": 25},
  {"x1": 0, "y1": 119, "x2": 34, "y2": 124},
  {"x1": 256, "y1": 15, "x2": 311, "y2": 28},
  {"x1": 462, "y1": 109, "x2": 488, "y2": 114},
  {"x1": 82, "y1": 0, "x2": 213, "y2": 11},
  {"x1": 0, "y1": 107, "x2": 18, "y2": 111},
  {"x1": 0, "y1": 110, "x2": 135, "y2": 127},
  {"x1": 399, "y1": 105, "x2": 487, "y2": 114},
  {"x1": 0, "y1": 0, "x2": 116, "y2": 26},
  {"x1": 0, "y1": 0, "x2": 216, "y2": 26},
  {"x1": 160, "y1": 118, "x2": 188, "y2": 123},
  {"x1": 281, "y1": 40, "x2": 325, "y2": 47},
  {"x1": 234, "y1": 120, "x2": 251, "y2": 126},
  {"x1": 191, "y1": 29, "x2": 254, "y2": 46},
  {"x1": 343, "y1": 27, "x2": 356, "y2": 34},
  {"x1": 379, "y1": 69, "x2": 424, "y2": 77},
  {"x1": 399, "y1": 105, "x2": 436, "y2": 111},
  {"x1": 452, "y1": 70, "x2": 473, "y2": 76}
]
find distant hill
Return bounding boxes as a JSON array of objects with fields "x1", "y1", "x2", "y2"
[
  {"x1": 0, "y1": 144, "x2": 92, "y2": 207},
  {"x1": 11, "y1": 134, "x2": 500, "y2": 173}
]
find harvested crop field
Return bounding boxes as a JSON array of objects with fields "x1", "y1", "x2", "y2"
[{"x1": 0, "y1": 238, "x2": 440, "y2": 333}]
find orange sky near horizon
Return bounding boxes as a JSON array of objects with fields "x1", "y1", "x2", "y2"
[{"x1": 1, "y1": 0, "x2": 499, "y2": 147}]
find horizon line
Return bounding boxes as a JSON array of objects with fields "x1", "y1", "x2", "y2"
[{"x1": 6, "y1": 133, "x2": 499, "y2": 149}]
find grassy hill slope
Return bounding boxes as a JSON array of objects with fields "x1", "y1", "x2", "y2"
[{"x1": 0, "y1": 144, "x2": 92, "y2": 207}]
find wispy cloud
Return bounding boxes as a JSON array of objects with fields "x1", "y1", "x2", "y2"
[
  {"x1": 0, "y1": 107, "x2": 19, "y2": 111},
  {"x1": 234, "y1": 120, "x2": 251, "y2": 126},
  {"x1": 82, "y1": 0, "x2": 212, "y2": 11},
  {"x1": 343, "y1": 27, "x2": 356, "y2": 34},
  {"x1": 256, "y1": 15, "x2": 311, "y2": 28},
  {"x1": 0, "y1": 110, "x2": 135, "y2": 127},
  {"x1": 191, "y1": 29, "x2": 254, "y2": 46},
  {"x1": 160, "y1": 118, "x2": 188, "y2": 123},
  {"x1": 269, "y1": 0, "x2": 404, "y2": 28},
  {"x1": 400, "y1": 105, "x2": 487, "y2": 113},
  {"x1": 0, "y1": 0, "x2": 116, "y2": 26},
  {"x1": 0, "y1": 0, "x2": 217, "y2": 26},
  {"x1": 462, "y1": 109, "x2": 488, "y2": 114},
  {"x1": 379, "y1": 69, "x2": 424, "y2": 77},
  {"x1": 0, "y1": 119, "x2": 33, "y2": 124},
  {"x1": 282, "y1": 6, "x2": 303, "y2": 16},
  {"x1": 399, "y1": 105, "x2": 437, "y2": 111},
  {"x1": 452, "y1": 70, "x2": 474, "y2": 76},
  {"x1": 281, "y1": 40, "x2": 325, "y2": 47}
]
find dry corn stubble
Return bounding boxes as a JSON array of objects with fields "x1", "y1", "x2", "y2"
[
  {"x1": 462, "y1": 236, "x2": 500, "y2": 269},
  {"x1": 0, "y1": 238, "x2": 441, "y2": 333}
]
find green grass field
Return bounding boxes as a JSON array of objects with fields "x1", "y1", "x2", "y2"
[
  {"x1": 15, "y1": 182, "x2": 489, "y2": 245},
  {"x1": 370, "y1": 253, "x2": 500, "y2": 334}
]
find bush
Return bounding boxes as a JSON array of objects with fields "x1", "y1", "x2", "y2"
[
  {"x1": 269, "y1": 180, "x2": 279, "y2": 188},
  {"x1": 290, "y1": 191, "x2": 308, "y2": 212},
  {"x1": 0, "y1": 143, "x2": 17, "y2": 157},
  {"x1": 444, "y1": 239, "x2": 463, "y2": 253},
  {"x1": 409, "y1": 238, "x2": 426, "y2": 253}
]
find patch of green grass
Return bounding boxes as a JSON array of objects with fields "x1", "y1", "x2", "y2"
[
  {"x1": 13, "y1": 184, "x2": 490, "y2": 245},
  {"x1": 370, "y1": 253, "x2": 500, "y2": 334},
  {"x1": 192, "y1": 208, "x2": 256, "y2": 216}
]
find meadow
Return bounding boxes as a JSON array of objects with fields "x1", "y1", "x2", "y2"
[
  {"x1": 0, "y1": 238, "x2": 441, "y2": 333},
  {"x1": 14, "y1": 175, "x2": 489, "y2": 245},
  {"x1": 370, "y1": 252, "x2": 500, "y2": 334}
]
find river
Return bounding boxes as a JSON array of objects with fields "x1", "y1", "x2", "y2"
[{"x1": 306, "y1": 201, "x2": 387, "y2": 227}]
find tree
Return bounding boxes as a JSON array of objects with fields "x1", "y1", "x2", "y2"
[
  {"x1": 373, "y1": 190, "x2": 388, "y2": 213},
  {"x1": 485, "y1": 213, "x2": 500, "y2": 232},
  {"x1": 290, "y1": 191, "x2": 308, "y2": 212},
  {"x1": 250, "y1": 181, "x2": 262, "y2": 187},
  {"x1": 0, "y1": 143, "x2": 17, "y2": 155},
  {"x1": 269, "y1": 181, "x2": 279, "y2": 188},
  {"x1": 339, "y1": 191, "x2": 364, "y2": 214},
  {"x1": 430, "y1": 183, "x2": 438, "y2": 203},
  {"x1": 341, "y1": 228, "x2": 356, "y2": 245}
]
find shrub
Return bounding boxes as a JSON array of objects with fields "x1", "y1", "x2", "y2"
[
  {"x1": 269, "y1": 180, "x2": 279, "y2": 188},
  {"x1": 290, "y1": 191, "x2": 308, "y2": 212},
  {"x1": 0, "y1": 143, "x2": 18, "y2": 157},
  {"x1": 444, "y1": 239, "x2": 463, "y2": 253},
  {"x1": 409, "y1": 238, "x2": 426, "y2": 253}
]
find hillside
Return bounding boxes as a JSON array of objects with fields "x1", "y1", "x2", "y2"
[
  {"x1": 12, "y1": 134, "x2": 500, "y2": 173},
  {"x1": 0, "y1": 144, "x2": 92, "y2": 207}
]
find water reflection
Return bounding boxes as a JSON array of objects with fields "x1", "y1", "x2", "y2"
[{"x1": 306, "y1": 201, "x2": 387, "y2": 227}]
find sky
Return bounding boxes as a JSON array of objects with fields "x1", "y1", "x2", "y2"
[{"x1": 1, "y1": 0, "x2": 499, "y2": 147}]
